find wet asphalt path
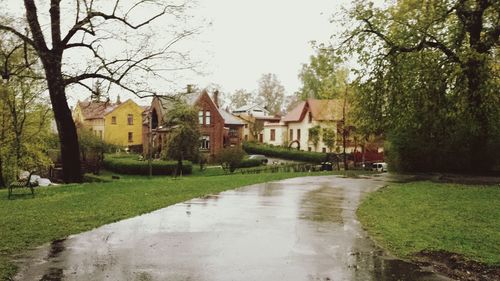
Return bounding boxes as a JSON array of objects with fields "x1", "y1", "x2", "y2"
[{"x1": 15, "y1": 175, "x2": 450, "y2": 281}]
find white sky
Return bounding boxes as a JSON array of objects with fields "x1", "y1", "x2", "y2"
[{"x1": 2, "y1": 0, "x2": 356, "y2": 106}]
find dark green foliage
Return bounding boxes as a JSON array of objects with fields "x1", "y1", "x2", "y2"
[
  {"x1": 216, "y1": 147, "x2": 245, "y2": 173},
  {"x1": 161, "y1": 101, "x2": 201, "y2": 176},
  {"x1": 103, "y1": 154, "x2": 192, "y2": 175},
  {"x1": 344, "y1": 0, "x2": 500, "y2": 172},
  {"x1": 243, "y1": 142, "x2": 326, "y2": 163},
  {"x1": 238, "y1": 158, "x2": 262, "y2": 168}
]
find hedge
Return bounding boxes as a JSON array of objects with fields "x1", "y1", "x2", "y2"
[
  {"x1": 238, "y1": 158, "x2": 263, "y2": 168},
  {"x1": 103, "y1": 154, "x2": 192, "y2": 175},
  {"x1": 242, "y1": 142, "x2": 326, "y2": 163}
]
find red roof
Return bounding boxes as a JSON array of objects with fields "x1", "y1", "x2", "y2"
[
  {"x1": 282, "y1": 99, "x2": 343, "y2": 122},
  {"x1": 77, "y1": 101, "x2": 118, "y2": 120}
]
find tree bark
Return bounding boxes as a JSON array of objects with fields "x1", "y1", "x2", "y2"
[{"x1": 44, "y1": 56, "x2": 82, "y2": 183}]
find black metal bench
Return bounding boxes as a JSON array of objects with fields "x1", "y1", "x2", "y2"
[{"x1": 8, "y1": 171, "x2": 37, "y2": 199}]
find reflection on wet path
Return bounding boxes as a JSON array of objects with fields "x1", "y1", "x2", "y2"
[{"x1": 15, "y1": 175, "x2": 450, "y2": 281}]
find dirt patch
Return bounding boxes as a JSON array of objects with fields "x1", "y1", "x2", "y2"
[{"x1": 413, "y1": 250, "x2": 500, "y2": 281}]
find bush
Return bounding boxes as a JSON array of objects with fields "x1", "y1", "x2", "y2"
[
  {"x1": 238, "y1": 158, "x2": 262, "y2": 168},
  {"x1": 216, "y1": 147, "x2": 245, "y2": 173},
  {"x1": 103, "y1": 154, "x2": 192, "y2": 175},
  {"x1": 242, "y1": 142, "x2": 326, "y2": 163}
]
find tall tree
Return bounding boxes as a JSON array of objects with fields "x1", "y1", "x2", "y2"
[
  {"x1": 229, "y1": 89, "x2": 254, "y2": 109},
  {"x1": 257, "y1": 73, "x2": 285, "y2": 115},
  {"x1": 0, "y1": 38, "x2": 52, "y2": 186},
  {"x1": 297, "y1": 43, "x2": 343, "y2": 100},
  {"x1": 342, "y1": 0, "x2": 500, "y2": 172},
  {"x1": 162, "y1": 101, "x2": 200, "y2": 177},
  {"x1": 0, "y1": 1, "x2": 196, "y2": 182}
]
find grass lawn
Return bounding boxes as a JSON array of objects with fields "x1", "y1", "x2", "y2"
[
  {"x1": 357, "y1": 181, "x2": 500, "y2": 266},
  {"x1": 0, "y1": 171, "x2": 324, "y2": 280}
]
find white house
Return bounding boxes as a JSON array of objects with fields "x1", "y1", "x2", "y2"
[
  {"x1": 232, "y1": 104, "x2": 270, "y2": 117},
  {"x1": 263, "y1": 99, "x2": 360, "y2": 153}
]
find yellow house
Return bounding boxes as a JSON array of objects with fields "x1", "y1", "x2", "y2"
[{"x1": 73, "y1": 98, "x2": 145, "y2": 147}]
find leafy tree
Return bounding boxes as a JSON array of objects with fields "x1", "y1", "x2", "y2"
[
  {"x1": 298, "y1": 43, "x2": 344, "y2": 99},
  {"x1": 322, "y1": 127, "x2": 336, "y2": 152},
  {"x1": 216, "y1": 147, "x2": 245, "y2": 173},
  {"x1": 0, "y1": 1, "x2": 196, "y2": 182},
  {"x1": 308, "y1": 125, "x2": 321, "y2": 150},
  {"x1": 77, "y1": 126, "x2": 117, "y2": 175},
  {"x1": 342, "y1": 0, "x2": 500, "y2": 172},
  {"x1": 162, "y1": 101, "x2": 200, "y2": 177},
  {"x1": 0, "y1": 42, "x2": 52, "y2": 186},
  {"x1": 257, "y1": 73, "x2": 285, "y2": 115},
  {"x1": 229, "y1": 89, "x2": 254, "y2": 109}
]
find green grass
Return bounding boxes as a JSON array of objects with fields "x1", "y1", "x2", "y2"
[
  {"x1": 357, "y1": 181, "x2": 500, "y2": 266},
  {"x1": 0, "y1": 172, "x2": 312, "y2": 280}
]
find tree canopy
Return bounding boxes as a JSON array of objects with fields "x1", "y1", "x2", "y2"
[{"x1": 342, "y1": 0, "x2": 500, "y2": 172}]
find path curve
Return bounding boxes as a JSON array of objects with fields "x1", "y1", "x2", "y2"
[{"x1": 15, "y1": 175, "x2": 450, "y2": 281}]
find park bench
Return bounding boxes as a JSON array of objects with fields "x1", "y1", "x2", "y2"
[{"x1": 8, "y1": 171, "x2": 38, "y2": 199}]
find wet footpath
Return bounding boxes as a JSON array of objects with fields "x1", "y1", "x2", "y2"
[{"x1": 15, "y1": 175, "x2": 451, "y2": 281}]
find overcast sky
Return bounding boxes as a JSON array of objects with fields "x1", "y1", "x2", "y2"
[{"x1": 2, "y1": 0, "x2": 356, "y2": 106}]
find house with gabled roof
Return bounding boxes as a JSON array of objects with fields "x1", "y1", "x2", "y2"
[
  {"x1": 73, "y1": 97, "x2": 145, "y2": 147},
  {"x1": 144, "y1": 89, "x2": 244, "y2": 161},
  {"x1": 263, "y1": 98, "x2": 357, "y2": 153}
]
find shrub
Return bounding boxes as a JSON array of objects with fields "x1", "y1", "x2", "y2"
[
  {"x1": 242, "y1": 142, "x2": 326, "y2": 163},
  {"x1": 216, "y1": 147, "x2": 245, "y2": 173},
  {"x1": 103, "y1": 154, "x2": 192, "y2": 175}
]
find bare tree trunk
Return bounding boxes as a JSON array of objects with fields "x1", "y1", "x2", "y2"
[{"x1": 44, "y1": 58, "x2": 82, "y2": 183}]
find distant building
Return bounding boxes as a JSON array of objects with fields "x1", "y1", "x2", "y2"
[
  {"x1": 73, "y1": 98, "x2": 145, "y2": 148},
  {"x1": 232, "y1": 104, "x2": 270, "y2": 117},
  {"x1": 232, "y1": 104, "x2": 280, "y2": 142},
  {"x1": 144, "y1": 89, "x2": 245, "y2": 161},
  {"x1": 263, "y1": 99, "x2": 359, "y2": 153}
]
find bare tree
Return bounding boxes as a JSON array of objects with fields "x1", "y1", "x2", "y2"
[
  {"x1": 229, "y1": 89, "x2": 253, "y2": 109},
  {"x1": 0, "y1": 0, "x2": 197, "y2": 182},
  {"x1": 257, "y1": 73, "x2": 285, "y2": 115}
]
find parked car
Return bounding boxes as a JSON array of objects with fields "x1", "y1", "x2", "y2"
[
  {"x1": 248, "y1": 154, "x2": 268, "y2": 164},
  {"x1": 372, "y1": 162, "x2": 387, "y2": 172}
]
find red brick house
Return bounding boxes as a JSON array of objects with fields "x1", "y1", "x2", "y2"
[{"x1": 144, "y1": 89, "x2": 244, "y2": 161}]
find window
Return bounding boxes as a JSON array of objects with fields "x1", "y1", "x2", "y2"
[
  {"x1": 127, "y1": 114, "x2": 133, "y2": 125},
  {"x1": 200, "y1": 135, "x2": 210, "y2": 150},
  {"x1": 308, "y1": 147, "x2": 312, "y2": 152},
  {"x1": 289, "y1": 129, "x2": 293, "y2": 140},
  {"x1": 297, "y1": 129, "x2": 301, "y2": 141},
  {"x1": 308, "y1": 112, "x2": 312, "y2": 123},
  {"x1": 205, "y1": 111, "x2": 211, "y2": 125},
  {"x1": 229, "y1": 127, "x2": 238, "y2": 137},
  {"x1": 199, "y1": 111, "x2": 204, "y2": 124},
  {"x1": 128, "y1": 132, "x2": 133, "y2": 143},
  {"x1": 244, "y1": 124, "x2": 248, "y2": 128},
  {"x1": 244, "y1": 135, "x2": 248, "y2": 141},
  {"x1": 111, "y1": 116, "x2": 117, "y2": 124},
  {"x1": 99, "y1": 130, "x2": 103, "y2": 140},
  {"x1": 322, "y1": 147, "x2": 326, "y2": 153},
  {"x1": 270, "y1": 129, "x2": 276, "y2": 141}
]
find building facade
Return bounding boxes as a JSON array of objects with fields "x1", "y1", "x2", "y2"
[
  {"x1": 73, "y1": 98, "x2": 145, "y2": 147},
  {"x1": 144, "y1": 90, "x2": 244, "y2": 161}
]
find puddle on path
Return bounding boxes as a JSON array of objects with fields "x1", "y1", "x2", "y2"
[{"x1": 14, "y1": 175, "x2": 450, "y2": 281}]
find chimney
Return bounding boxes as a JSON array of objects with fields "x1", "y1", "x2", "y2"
[
  {"x1": 213, "y1": 90, "x2": 219, "y2": 108},
  {"x1": 116, "y1": 94, "x2": 121, "y2": 104},
  {"x1": 187, "y1": 84, "x2": 193, "y2": 93}
]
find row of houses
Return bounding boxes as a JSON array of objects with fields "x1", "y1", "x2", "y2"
[{"x1": 73, "y1": 88, "x2": 383, "y2": 161}]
